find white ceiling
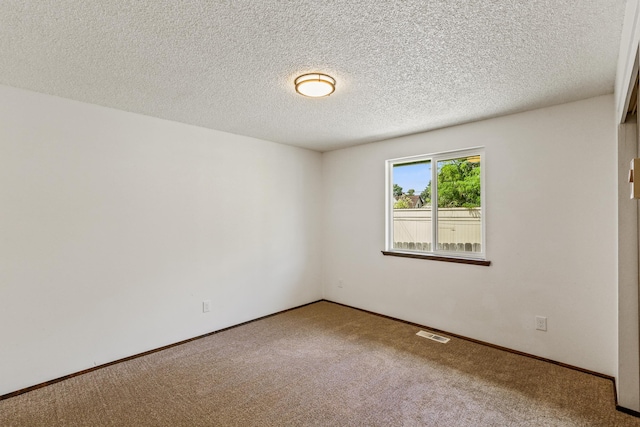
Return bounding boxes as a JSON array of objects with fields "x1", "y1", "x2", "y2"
[{"x1": 0, "y1": 1, "x2": 627, "y2": 152}]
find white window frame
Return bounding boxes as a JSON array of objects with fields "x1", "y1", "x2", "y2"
[{"x1": 385, "y1": 147, "x2": 486, "y2": 261}]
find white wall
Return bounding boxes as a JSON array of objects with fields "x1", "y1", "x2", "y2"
[
  {"x1": 618, "y1": 116, "x2": 639, "y2": 410},
  {"x1": 615, "y1": 1, "x2": 640, "y2": 410},
  {"x1": 0, "y1": 85, "x2": 323, "y2": 396},
  {"x1": 0, "y1": 83, "x2": 621, "y2": 396},
  {"x1": 322, "y1": 95, "x2": 617, "y2": 376}
]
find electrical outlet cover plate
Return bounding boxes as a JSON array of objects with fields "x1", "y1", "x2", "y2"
[
  {"x1": 203, "y1": 300, "x2": 211, "y2": 313},
  {"x1": 535, "y1": 316, "x2": 547, "y2": 331}
]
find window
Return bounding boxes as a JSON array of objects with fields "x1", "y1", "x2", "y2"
[{"x1": 385, "y1": 148, "x2": 487, "y2": 264}]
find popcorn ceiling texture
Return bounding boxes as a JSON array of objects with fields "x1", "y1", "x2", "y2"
[{"x1": 0, "y1": 1, "x2": 626, "y2": 151}]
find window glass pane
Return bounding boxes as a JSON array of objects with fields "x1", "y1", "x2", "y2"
[
  {"x1": 392, "y1": 160, "x2": 431, "y2": 251},
  {"x1": 436, "y1": 156, "x2": 481, "y2": 253}
]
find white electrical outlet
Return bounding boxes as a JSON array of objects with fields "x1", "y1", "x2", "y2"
[
  {"x1": 535, "y1": 316, "x2": 547, "y2": 331},
  {"x1": 338, "y1": 278, "x2": 344, "y2": 288},
  {"x1": 203, "y1": 300, "x2": 211, "y2": 313}
]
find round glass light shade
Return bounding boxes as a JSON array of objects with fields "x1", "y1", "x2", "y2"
[{"x1": 295, "y1": 73, "x2": 335, "y2": 97}]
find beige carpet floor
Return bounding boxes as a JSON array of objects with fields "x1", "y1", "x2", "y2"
[{"x1": 2, "y1": 301, "x2": 639, "y2": 426}]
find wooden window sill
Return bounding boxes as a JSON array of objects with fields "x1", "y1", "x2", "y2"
[{"x1": 381, "y1": 251, "x2": 491, "y2": 266}]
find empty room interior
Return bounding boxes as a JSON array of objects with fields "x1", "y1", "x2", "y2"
[{"x1": 5, "y1": 1, "x2": 640, "y2": 425}]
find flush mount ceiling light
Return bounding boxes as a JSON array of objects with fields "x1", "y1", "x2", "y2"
[{"x1": 295, "y1": 73, "x2": 336, "y2": 98}]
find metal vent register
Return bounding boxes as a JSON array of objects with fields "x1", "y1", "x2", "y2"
[{"x1": 416, "y1": 330, "x2": 450, "y2": 343}]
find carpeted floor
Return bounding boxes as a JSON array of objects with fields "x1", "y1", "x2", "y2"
[{"x1": 2, "y1": 301, "x2": 639, "y2": 426}]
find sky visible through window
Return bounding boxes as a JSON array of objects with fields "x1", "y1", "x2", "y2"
[{"x1": 393, "y1": 161, "x2": 431, "y2": 194}]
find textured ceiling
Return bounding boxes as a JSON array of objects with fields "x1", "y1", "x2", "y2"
[{"x1": 0, "y1": 1, "x2": 627, "y2": 151}]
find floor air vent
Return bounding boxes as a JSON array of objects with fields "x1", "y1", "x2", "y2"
[{"x1": 416, "y1": 330, "x2": 450, "y2": 343}]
